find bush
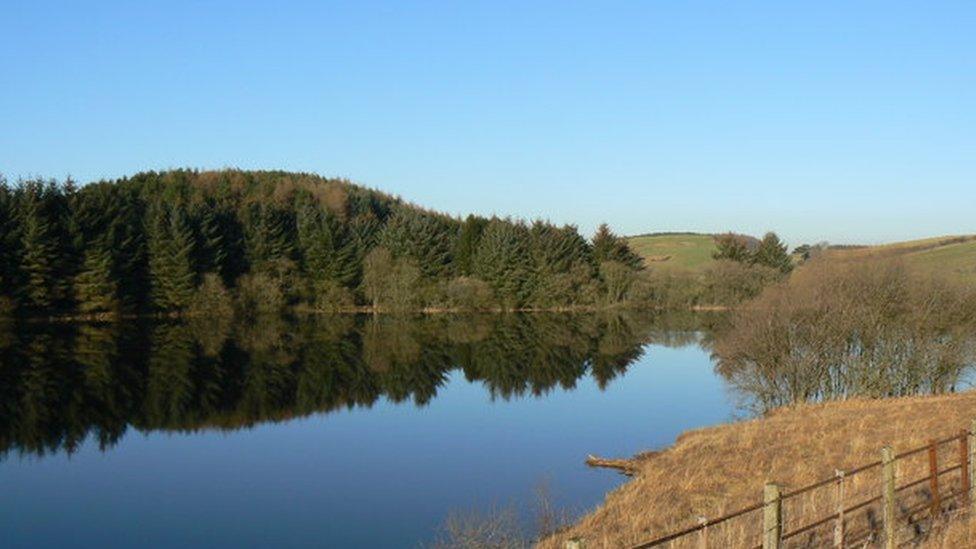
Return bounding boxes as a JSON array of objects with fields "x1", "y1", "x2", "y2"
[
  {"x1": 531, "y1": 265, "x2": 600, "y2": 308},
  {"x1": 599, "y1": 261, "x2": 638, "y2": 305},
  {"x1": 235, "y1": 272, "x2": 286, "y2": 315},
  {"x1": 701, "y1": 260, "x2": 780, "y2": 306},
  {"x1": 310, "y1": 279, "x2": 355, "y2": 312},
  {"x1": 714, "y1": 260, "x2": 976, "y2": 411},
  {"x1": 441, "y1": 276, "x2": 496, "y2": 310},
  {"x1": 632, "y1": 268, "x2": 703, "y2": 309},
  {"x1": 361, "y1": 247, "x2": 424, "y2": 312}
]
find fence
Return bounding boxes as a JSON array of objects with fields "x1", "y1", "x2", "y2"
[{"x1": 618, "y1": 419, "x2": 976, "y2": 549}]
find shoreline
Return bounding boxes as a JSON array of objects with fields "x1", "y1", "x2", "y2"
[
  {"x1": 542, "y1": 391, "x2": 976, "y2": 548},
  {"x1": 5, "y1": 304, "x2": 730, "y2": 323}
]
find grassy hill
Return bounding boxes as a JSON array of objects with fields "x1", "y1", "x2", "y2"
[
  {"x1": 626, "y1": 232, "x2": 976, "y2": 281},
  {"x1": 625, "y1": 233, "x2": 718, "y2": 271},
  {"x1": 822, "y1": 235, "x2": 976, "y2": 280}
]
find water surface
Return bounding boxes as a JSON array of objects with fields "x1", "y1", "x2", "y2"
[{"x1": 0, "y1": 313, "x2": 735, "y2": 547}]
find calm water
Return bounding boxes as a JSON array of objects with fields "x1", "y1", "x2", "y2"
[{"x1": 0, "y1": 313, "x2": 736, "y2": 548}]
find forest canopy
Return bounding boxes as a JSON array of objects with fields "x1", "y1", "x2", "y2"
[{"x1": 0, "y1": 169, "x2": 646, "y2": 316}]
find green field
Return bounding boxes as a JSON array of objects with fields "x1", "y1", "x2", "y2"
[
  {"x1": 626, "y1": 232, "x2": 976, "y2": 281},
  {"x1": 626, "y1": 233, "x2": 717, "y2": 271},
  {"x1": 825, "y1": 235, "x2": 976, "y2": 280}
]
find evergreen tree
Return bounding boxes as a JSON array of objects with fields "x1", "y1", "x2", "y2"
[
  {"x1": 74, "y1": 240, "x2": 118, "y2": 314},
  {"x1": 377, "y1": 209, "x2": 454, "y2": 278},
  {"x1": 0, "y1": 170, "x2": 664, "y2": 316},
  {"x1": 0, "y1": 182, "x2": 22, "y2": 311},
  {"x1": 529, "y1": 222, "x2": 594, "y2": 306},
  {"x1": 753, "y1": 232, "x2": 793, "y2": 274},
  {"x1": 297, "y1": 202, "x2": 355, "y2": 285},
  {"x1": 198, "y1": 203, "x2": 228, "y2": 280},
  {"x1": 148, "y1": 203, "x2": 197, "y2": 311},
  {"x1": 246, "y1": 204, "x2": 296, "y2": 275},
  {"x1": 471, "y1": 219, "x2": 535, "y2": 308},
  {"x1": 454, "y1": 215, "x2": 487, "y2": 276},
  {"x1": 591, "y1": 223, "x2": 643, "y2": 270},
  {"x1": 19, "y1": 181, "x2": 70, "y2": 311}
]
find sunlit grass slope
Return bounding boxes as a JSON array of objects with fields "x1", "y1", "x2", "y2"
[
  {"x1": 824, "y1": 235, "x2": 976, "y2": 281},
  {"x1": 541, "y1": 392, "x2": 976, "y2": 548},
  {"x1": 625, "y1": 233, "x2": 717, "y2": 271}
]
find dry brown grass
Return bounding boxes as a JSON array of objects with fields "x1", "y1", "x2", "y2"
[
  {"x1": 541, "y1": 392, "x2": 976, "y2": 548},
  {"x1": 922, "y1": 513, "x2": 976, "y2": 547}
]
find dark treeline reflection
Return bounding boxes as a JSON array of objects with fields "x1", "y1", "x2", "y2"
[{"x1": 0, "y1": 312, "x2": 711, "y2": 458}]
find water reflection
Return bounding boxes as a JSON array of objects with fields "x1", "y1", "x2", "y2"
[{"x1": 0, "y1": 312, "x2": 709, "y2": 458}]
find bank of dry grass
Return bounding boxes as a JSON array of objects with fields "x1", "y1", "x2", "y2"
[{"x1": 542, "y1": 392, "x2": 976, "y2": 548}]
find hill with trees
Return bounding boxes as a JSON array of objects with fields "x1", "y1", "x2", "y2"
[{"x1": 0, "y1": 169, "x2": 646, "y2": 317}]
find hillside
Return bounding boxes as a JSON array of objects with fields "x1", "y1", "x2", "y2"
[
  {"x1": 627, "y1": 232, "x2": 976, "y2": 282},
  {"x1": 0, "y1": 169, "x2": 644, "y2": 318},
  {"x1": 542, "y1": 391, "x2": 976, "y2": 548},
  {"x1": 821, "y1": 235, "x2": 976, "y2": 280},
  {"x1": 625, "y1": 233, "x2": 718, "y2": 271}
]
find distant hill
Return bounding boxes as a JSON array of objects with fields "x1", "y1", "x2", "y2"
[
  {"x1": 626, "y1": 233, "x2": 716, "y2": 271},
  {"x1": 626, "y1": 232, "x2": 760, "y2": 271},
  {"x1": 628, "y1": 232, "x2": 976, "y2": 281},
  {"x1": 0, "y1": 169, "x2": 644, "y2": 317},
  {"x1": 820, "y1": 235, "x2": 976, "y2": 280}
]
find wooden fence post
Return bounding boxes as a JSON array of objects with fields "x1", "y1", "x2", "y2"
[
  {"x1": 961, "y1": 430, "x2": 971, "y2": 509},
  {"x1": 970, "y1": 419, "x2": 976, "y2": 514},
  {"x1": 697, "y1": 516, "x2": 708, "y2": 549},
  {"x1": 929, "y1": 439, "x2": 941, "y2": 519},
  {"x1": 833, "y1": 469, "x2": 845, "y2": 548},
  {"x1": 881, "y1": 446, "x2": 896, "y2": 549},
  {"x1": 763, "y1": 483, "x2": 782, "y2": 549}
]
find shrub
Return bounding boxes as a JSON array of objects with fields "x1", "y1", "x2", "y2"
[
  {"x1": 188, "y1": 273, "x2": 234, "y2": 317},
  {"x1": 361, "y1": 247, "x2": 424, "y2": 312},
  {"x1": 701, "y1": 260, "x2": 780, "y2": 306},
  {"x1": 442, "y1": 276, "x2": 496, "y2": 310},
  {"x1": 311, "y1": 279, "x2": 355, "y2": 312},
  {"x1": 632, "y1": 268, "x2": 703, "y2": 309},
  {"x1": 235, "y1": 272, "x2": 286, "y2": 315},
  {"x1": 714, "y1": 259, "x2": 976, "y2": 411},
  {"x1": 599, "y1": 261, "x2": 638, "y2": 305}
]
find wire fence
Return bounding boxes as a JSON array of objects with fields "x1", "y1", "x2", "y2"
[{"x1": 624, "y1": 421, "x2": 976, "y2": 549}]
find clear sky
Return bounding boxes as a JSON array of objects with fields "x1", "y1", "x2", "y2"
[{"x1": 2, "y1": 1, "x2": 973, "y2": 245}]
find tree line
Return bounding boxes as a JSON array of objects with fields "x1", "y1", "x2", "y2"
[{"x1": 0, "y1": 170, "x2": 645, "y2": 317}]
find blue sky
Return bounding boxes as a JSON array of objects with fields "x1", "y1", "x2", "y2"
[{"x1": 1, "y1": 1, "x2": 973, "y2": 245}]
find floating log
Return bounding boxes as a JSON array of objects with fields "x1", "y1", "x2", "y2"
[{"x1": 585, "y1": 454, "x2": 639, "y2": 475}]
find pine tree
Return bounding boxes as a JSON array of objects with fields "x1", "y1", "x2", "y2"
[
  {"x1": 454, "y1": 215, "x2": 487, "y2": 276},
  {"x1": 148, "y1": 204, "x2": 197, "y2": 311},
  {"x1": 297, "y1": 203, "x2": 343, "y2": 282},
  {"x1": 471, "y1": 219, "x2": 535, "y2": 308},
  {"x1": 74, "y1": 240, "x2": 118, "y2": 314},
  {"x1": 591, "y1": 223, "x2": 643, "y2": 270},
  {"x1": 198, "y1": 204, "x2": 228, "y2": 280},
  {"x1": 753, "y1": 232, "x2": 793, "y2": 274},
  {"x1": 377, "y1": 209, "x2": 454, "y2": 278},
  {"x1": 529, "y1": 222, "x2": 594, "y2": 306},
  {"x1": 19, "y1": 182, "x2": 69, "y2": 311},
  {"x1": 0, "y1": 182, "x2": 22, "y2": 311},
  {"x1": 246, "y1": 204, "x2": 296, "y2": 275}
]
